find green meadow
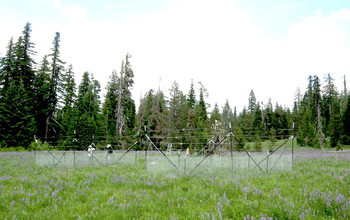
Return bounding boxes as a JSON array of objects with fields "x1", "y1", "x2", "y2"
[{"x1": 0, "y1": 150, "x2": 349, "y2": 219}]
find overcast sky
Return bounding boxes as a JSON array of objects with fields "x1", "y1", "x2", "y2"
[{"x1": 1, "y1": 0, "x2": 349, "y2": 111}]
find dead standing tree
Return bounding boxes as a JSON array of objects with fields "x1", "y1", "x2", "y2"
[{"x1": 116, "y1": 60, "x2": 125, "y2": 136}]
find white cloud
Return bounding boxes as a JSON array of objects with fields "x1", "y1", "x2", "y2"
[{"x1": 1, "y1": 0, "x2": 349, "y2": 111}]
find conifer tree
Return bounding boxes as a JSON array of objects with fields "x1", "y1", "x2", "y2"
[
  {"x1": 74, "y1": 72, "x2": 102, "y2": 148},
  {"x1": 168, "y1": 81, "x2": 188, "y2": 138},
  {"x1": 34, "y1": 55, "x2": 51, "y2": 139},
  {"x1": 0, "y1": 23, "x2": 36, "y2": 148},
  {"x1": 221, "y1": 100, "x2": 234, "y2": 132},
  {"x1": 329, "y1": 97, "x2": 341, "y2": 148},
  {"x1": 58, "y1": 65, "x2": 76, "y2": 140},
  {"x1": 248, "y1": 89, "x2": 257, "y2": 114},
  {"x1": 195, "y1": 82, "x2": 208, "y2": 122},
  {"x1": 252, "y1": 102, "x2": 263, "y2": 136},
  {"x1": 102, "y1": 70, "x2": 119, "y2": 139},
  {"x1": 138, "y1": 90, "x2": 156, "y2": 135},
  {"x1": 137, "y1": 89, "x2": 168, "y2": 147},
  {"x1": 187, "y1": 80, "x2": 196, "y2": 109},
  {"x1": 0, "y1": 38, "x2": 15, "y2": 90},
  {"x1": 210, "y1": 103, "x2": 222, "y2": 142},
  {"x1": 115, "y1": 54, "x2": 136, "y2": 137},
  {"x1": 322, "y1": 73, "x2": 338, "y2": 135},
  {"x1": 44, "y1": 32, "x2": 65, "y2": 140},
  {"x1": 341, "y1": 95, "x2": 350, "y2": 144}
]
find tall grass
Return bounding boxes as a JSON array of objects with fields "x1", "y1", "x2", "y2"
[{"x1": 0, "y1": 151, "x2": 349, "y2": 219}]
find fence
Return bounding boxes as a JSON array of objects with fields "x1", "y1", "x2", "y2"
[{"x1": 33, "y1": 131, "x2": 295, "y2": 177}]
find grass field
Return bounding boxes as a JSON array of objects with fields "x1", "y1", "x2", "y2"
[{"x1": 0, "y1": 149, "x2": 349, "y2": 219}]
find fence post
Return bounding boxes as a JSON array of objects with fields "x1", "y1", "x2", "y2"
[
  {"x1": 145, "y1": 149, "x2": 148, "y2": 173},
  {"x1": 248, "y1": 151, "x2": 250, "y2": 169},
  {"x1": 292, "y1": 135, "x2": 294, "y2": 172},
  {"x1": 266, "y1": 150, "x2": 269, "y2": 174},
  {"x1": 184, "y1": 155, "x2": 187, "y2": 175},
  {"x1": 230, "y1": 132, "x2": 234, "y2": 177}
]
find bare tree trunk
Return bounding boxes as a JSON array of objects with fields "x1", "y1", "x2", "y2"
[
  {"x1": 116, "y1": 61, "x2": 125, "y2": 135},
  {"x1": 317, "y1": 102, "x2": 325, "y2": 148}
]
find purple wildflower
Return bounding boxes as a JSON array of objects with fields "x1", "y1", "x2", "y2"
[
  {"x1": 254, "y1": 189, "x2": 263, "y2": 195},
  {"x1": 107, "y1": 196, "x2": 114, "y2": 204},
  {"x1": 0, "y1": 176, "x2": 11, "y2": 181},
  {"x1": 111, "y1": 176, "x2": 126, "y2": 183},
  {"x1": 52, "y1": 191, "x2": 57, "y2": 197},
  {"x1": 335, "y1": 193, "x2": 345, "y2": 204},
  {"x1": 217, "y1": 201, "x2": 223, "y2": 212},
  {"x1": 220, "y1": 192, "x2": 230, "y2": 205}
]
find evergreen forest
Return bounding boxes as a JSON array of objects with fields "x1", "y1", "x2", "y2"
[{"x1": 0, "y1": 23, "x2": 349, "y2": 150}]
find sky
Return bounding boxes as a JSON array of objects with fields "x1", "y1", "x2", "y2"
[{"x1": 0, "y1": 0, "x2": 349, "y2": 112}]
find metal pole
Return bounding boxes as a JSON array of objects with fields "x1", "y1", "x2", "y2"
[
  {"x1": 248, "y1": 151, "x2": 250, "y2": 169},
  {"x1": 266, "y1": 150, "x2": 269, "y2": 174},
  {"x1": 145, "y1": 135, "x2": 178, "y2": 170},
  {"x1": 209, "y1": 153, "x2": 212, "y2": 173},
  {"x1": 230, "y1": 128, "x2": 234, "y2": 177},
  {"x1": 292, "y1": 135, "x2": 294, "y2": 172},
  {"x1": 184, "y1": 155, "x2": 187, "y2": 175},
  {"x1": 145, "y1": 149, "x2": 148, "y2": 173}
]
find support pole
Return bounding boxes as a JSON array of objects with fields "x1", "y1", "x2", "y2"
[
  {"x1": 145, "y1": 135, "x2": 178, "y2": 170},
  {"x1": 184, "y1": 155, "x2": 187, "y2": 175},
  {"x1": 145, "y1": 149, "x2": 148, "y2": 173},
  {"x1": 114, "y1": 141, "x2": 138, "y2": 165},
  {"x1": 292, "y1": 135, "x2": 294, "y2": 172},
  {"x1": 230, "y1": 127, "x2": 234, "y2": 177},
  {"x1": 189, "y1": 133, "x2": 231, "y2": 175},
  {"x1": 266, "y1": 150, "x2": 269, "y2": 174}
]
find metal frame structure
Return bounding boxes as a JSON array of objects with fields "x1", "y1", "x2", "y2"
[{"x1": 33, "y1": 130, "x2": 295, "y2": 177}]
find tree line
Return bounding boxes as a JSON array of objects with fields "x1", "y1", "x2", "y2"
[{"x1": 0, "y1": 23, "x2": 349, "y2": 150}]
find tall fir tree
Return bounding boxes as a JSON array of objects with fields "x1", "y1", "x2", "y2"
[
  {"x1": 102, "y1": 70, "x2": 119, "y2": 139},
  {"x1": 341, "y1": 95, "x2": 350, "y2": 144},
  {"x1": 0, "y1": 23, "x2": 37, "y2": 148},
  {"x1": 248, "y1": 89, "x2": 257, "y2": 114},
  {"x1": 74, "y1": 72, "x2": 102, "y2": 148},
  {"x1": 221, "y1": 100, "x2": 234, "y2": 132},
  {"x1": 329, "y1": 97, "x2": 341, "y2": 148},
  {"x1": 34, "y1": 55, "x2": 51, "y2": 139},
  {"x1": 137, "y1": 90, "x2": 168, "y2": 148},
  {"x1": 115, "y1": 54, "x2": 136, "y2": 137},
  {"x1": 322, "y1": 73, "x2": 338, "y2": 135},
  {"x1": 44, "y1": 32, "x2": 65, "y2": 140},
  {"x1": 187, "y1": 80, "x2": 196, "y2": 109},
  {"x1": 252, "y1": 102, "x2": 263, "y2": 136},
  {"x1": 168, "y1": 81, "x2": 188, "y2": 132},
  {"x1": 57, "y1": 65, "x2": 76, "y2": 141}
]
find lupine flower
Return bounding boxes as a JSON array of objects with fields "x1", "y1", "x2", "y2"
[
  {"x1": 111, "y1": 176, "x2": 126, "y2": 183},
  {"x1": 0, "y1": 176, "x2": 11, "y2": 181},
  {"x1": 335, "y1": 193, "x2": 345, "y2": 204},
  {"x1": 107, "y1": 196, "x2": 114, "y2": 204}
]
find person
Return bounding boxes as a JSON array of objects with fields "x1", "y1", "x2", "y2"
[
  {"x1": 185, "y1": 147, "x2": 190, "y2": 157},
  {"x1": 87, "y1": 144, "x2": 95, "y2": 163},
  {"x1": 106, "y1": 144, "x2": 113, "y2": 164}
]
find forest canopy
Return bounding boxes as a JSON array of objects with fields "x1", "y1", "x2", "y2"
[{"x1": 0, "y1": 23, "x2": 349, "y2": 150}]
